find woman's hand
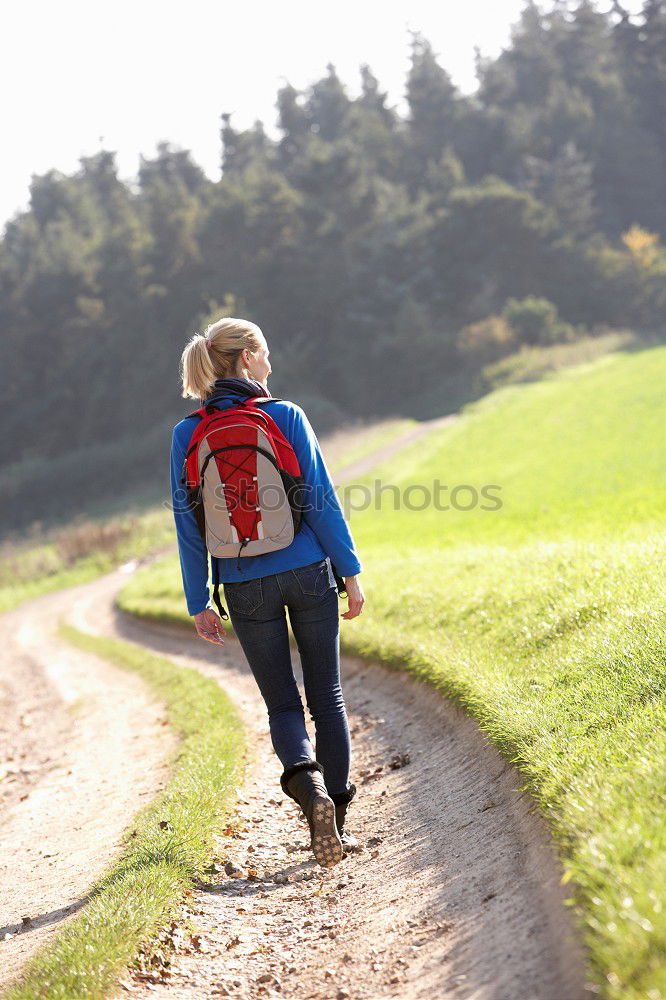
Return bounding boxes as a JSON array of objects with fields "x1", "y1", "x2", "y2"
[
  {"x1": 193, "y1": 608, "x2": 226, "y2": 645},
  {"x1": 340, "y1": 575, "x2": 365, "y2": 620}
]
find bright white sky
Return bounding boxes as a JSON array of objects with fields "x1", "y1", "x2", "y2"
[{"x1": 2, "y1": 0, "x2": 644, "y2": 231}]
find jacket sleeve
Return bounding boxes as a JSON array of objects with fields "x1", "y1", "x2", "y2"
[
  {"x1": 289, "y1": 405, "x2": 363, "y2": 577},
  {"x1": 170, "y1": 423, "x2": 211, "y2": 615}
]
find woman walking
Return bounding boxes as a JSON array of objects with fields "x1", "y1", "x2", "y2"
[{"x1": 170, "y1": 317, "x2": 365, "y2": 868}]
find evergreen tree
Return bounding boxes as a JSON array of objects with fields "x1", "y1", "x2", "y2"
[
  {"x1": 522, "y1": 140, "x2": 597, "y2": 237},
  {"x1": 404, "y1": 32, "x2": 462, "y2": 191},
  {"x1": 275, "y1": 82, "x2": 311, "y2": 170},
  {"x1": 304, "y1": 63, "x2": 351, "y2": 142}
]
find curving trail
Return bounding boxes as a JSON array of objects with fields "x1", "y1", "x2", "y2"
[
  {"x1": 0, "y1": 410, "x2": 590, "y2": 999},
  {"x1": 0, "y1": 574, "x2": 177, "y2": 989},
  {"x1": 331, "y1": 414, "x2": 458, "y2": 485},
  {"x1": 63, "y1": 567, "x2": 587, "y2": 1000}
]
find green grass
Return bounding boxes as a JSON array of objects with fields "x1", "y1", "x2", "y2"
[
  {"x1": 348, "y1": 346, "x2": 666, "y2": 547},
  {"x1": 119, "y1": 343, "x2": 666, "y2": 999},
  {"x1": 4, "y1": 625, "x2": 246, "y2": 1000}
]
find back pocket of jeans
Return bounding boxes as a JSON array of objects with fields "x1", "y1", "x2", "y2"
[
  {"x1": 224, "y1": 578, "x2": 264, "y2": 615},
  {"x1": 294, "y1": 559, "x2": 332, "y2": 598}
]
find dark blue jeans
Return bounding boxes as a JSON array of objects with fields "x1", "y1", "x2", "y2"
[{"x1": 223, "y1": 557, "x2": 351, "y2": 797}]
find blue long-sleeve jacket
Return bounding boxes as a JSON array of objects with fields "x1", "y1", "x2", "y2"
[{"x1": 169, "y1": 386, "x2": 363, "y2": 615}]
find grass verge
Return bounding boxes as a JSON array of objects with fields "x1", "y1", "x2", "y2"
[
  {"x1": 345, "y1": 536, "x2": 666, "y2": 1000},
  {"x1": 4, "y1": 625, "x2": 246, "y2": 1000}
]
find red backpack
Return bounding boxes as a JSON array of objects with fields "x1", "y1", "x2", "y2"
[{"x1": 180, "y1": 395, "x2": 345, "y2": 619}]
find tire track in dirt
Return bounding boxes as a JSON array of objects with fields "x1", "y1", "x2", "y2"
[
  {"x1": 331, "y1": 414, "x2": 458, "y2": 486},
  {"x1": 64, "y1": 568, "x2": 589, "y2": 1000},
  {"x1": 0, "y1": 580, "x2": 177, "y2": 990}
]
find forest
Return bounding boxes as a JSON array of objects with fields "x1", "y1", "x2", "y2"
[{"x1": 1, "y1": 0, "x2": 664, "y2": 534}]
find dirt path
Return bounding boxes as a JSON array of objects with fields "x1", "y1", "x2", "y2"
[
  {"x1": 331, "y1": 414, "x2": 458, "y2": 485},
  {"x1": 0, "y1": 573, "x2": 178, "y2": 989},
  {"x1": 59, "y1": 568, "x2": 588, "y2": 1000},
  {"x1": 0, "y1": 414, "x2": 589, "y2": 999}
]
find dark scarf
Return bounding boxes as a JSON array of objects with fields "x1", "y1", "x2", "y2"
[{"x1": 205, "y1": 376, "x2": 272, "y2": 405}]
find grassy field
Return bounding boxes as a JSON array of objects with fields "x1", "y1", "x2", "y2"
[
  {"x1": 4, "y1": 625, "x2": 246, "y2": 1000},
  {"x1": 119, "y1": 343, "x2": 666, "y2": 1000}
]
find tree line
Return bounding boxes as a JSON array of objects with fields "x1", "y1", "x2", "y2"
[{"x1": 1, "y1": 0, "x2": 664, "y2": 534}]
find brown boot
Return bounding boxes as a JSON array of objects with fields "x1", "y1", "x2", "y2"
[{"x1": 280, "y1": 761, "x2": 343, "y2": 868}]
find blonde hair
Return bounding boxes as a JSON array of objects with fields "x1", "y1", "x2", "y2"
[{"x1": 180, "y1": 317, "x2": 264, "y2": 399}]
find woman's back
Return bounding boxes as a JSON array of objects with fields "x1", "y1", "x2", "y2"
[{"x1": 170, "y1": 377, "x2": 362, "y2": 611}]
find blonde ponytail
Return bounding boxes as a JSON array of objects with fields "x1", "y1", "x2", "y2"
[
  {"x1": 179, "y1": 335, "x2": 216, "y2": 400},
  {"x1": 180, "y1": 317, "x2": 264, "y2": 399}
]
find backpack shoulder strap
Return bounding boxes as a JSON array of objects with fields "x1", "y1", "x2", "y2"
[
  {"x1": 240, "y1": 397, "x2": 284, "y2": 405},
  {"x1": 210, "y1": 557, "x2": 229, "y2": 621},
  {"x1": 186, "y1": 397, "x2": 283, "y2": 419}
]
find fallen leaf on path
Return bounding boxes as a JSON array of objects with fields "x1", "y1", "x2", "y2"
[
  {"x1": 224, "y1": 860, "x2": 244, "y2": 877},
  {"x1": 389, "y1": 752, "x2": 411, "y2": 769}
]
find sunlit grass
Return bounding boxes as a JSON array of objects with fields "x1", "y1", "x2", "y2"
[{"x1": 346, "y1": 346, "x2": 666, "y2": 547}]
